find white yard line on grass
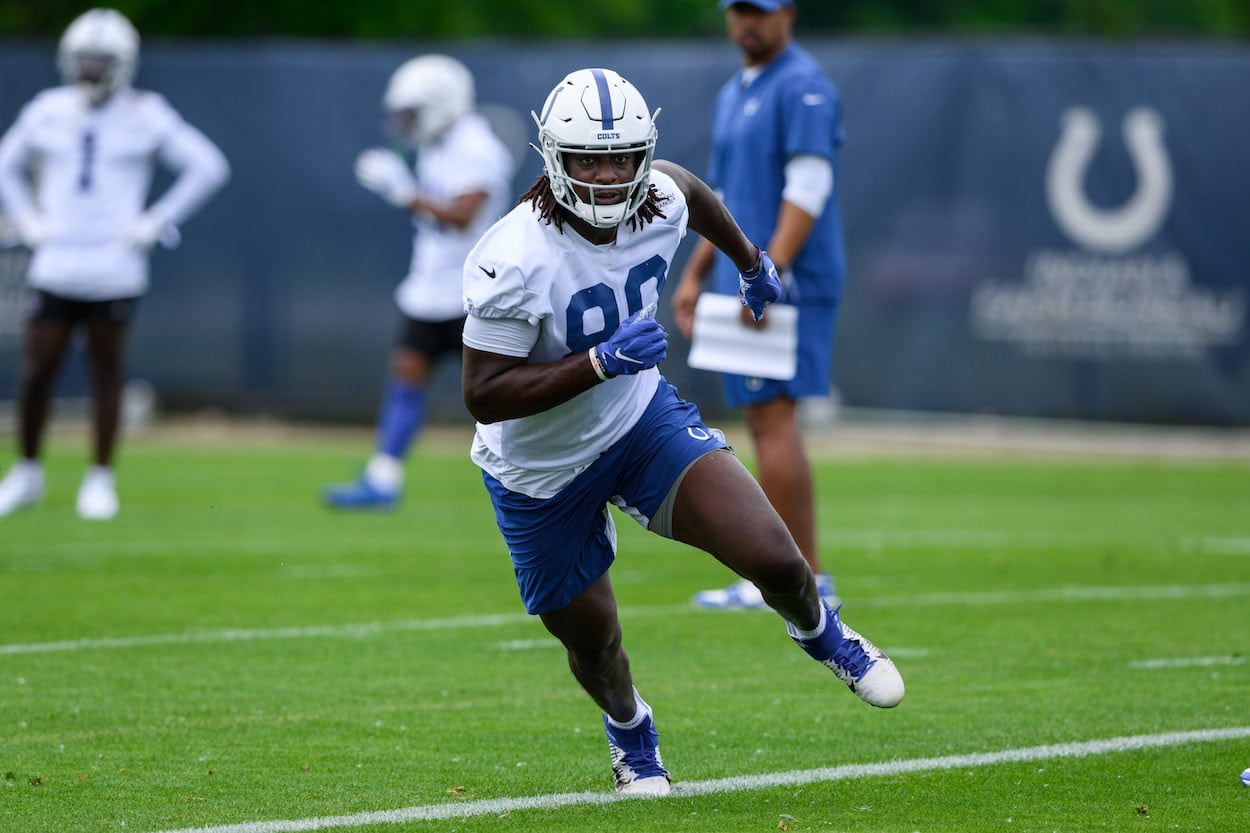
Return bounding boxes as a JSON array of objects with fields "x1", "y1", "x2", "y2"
[
  {"x1": 146, "y1": 726, "x2": 1250, "y2": 833},
  {"x1": 3, "y1": 582, "x2": 1249, "y2": 657},
  {"x1": 0, "y1": 613, "x2": 532, "y2": 656}
]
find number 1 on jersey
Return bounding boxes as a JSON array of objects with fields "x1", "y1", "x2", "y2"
[{"x1": 78, "y1": 130, "x2": 96, "y2": 191}]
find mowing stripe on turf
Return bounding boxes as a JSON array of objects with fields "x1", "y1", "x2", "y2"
[
  {"x1": 854, "y1": 581, "x2": 1250, "y2": 608},
  {"x1": 3, "y1": 582, "x2": 1248, "y2": 656},
  {"x1": 146, "y1": 726, "x2": 1250, "y2": 833},
  {"x1": 8, "y1": 532, "x2": 1246, "y2": 563},
  {"x1": 1129, "y1": 655, "x2": 1246, "y2": 669}
]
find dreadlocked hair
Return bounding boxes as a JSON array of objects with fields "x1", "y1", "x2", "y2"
[{"x1": 518, "y1": 174, "x2": 670, "y2": 233}]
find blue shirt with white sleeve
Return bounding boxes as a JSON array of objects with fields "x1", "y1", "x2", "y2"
[{"x1": 707, "y1": 44, "x2": 845, "y2": 305}]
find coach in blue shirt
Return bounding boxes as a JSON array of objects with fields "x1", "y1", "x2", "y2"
[{"x1": 674, "y1": 0, "x2": 845, "y2": 610}]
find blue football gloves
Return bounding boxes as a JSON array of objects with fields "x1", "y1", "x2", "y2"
[
  {"x1": 594, "y1": 309, "x2": 668, "y2": 378},
  {"x1": 738, "y1": 248, "x2": 782, "y2": 321}
]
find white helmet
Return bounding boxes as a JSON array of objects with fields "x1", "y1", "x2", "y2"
[
  {"x1": 533, "y1": 68, "x2": 659, "y2": 228},
  {"x1": 57, "y1": 8, "x2": 139, "y2": 106},
  {"x1": 383, "y1": 55, "x2": 474, "y2": 145}
]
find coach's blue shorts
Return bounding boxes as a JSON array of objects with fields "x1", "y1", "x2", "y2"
[
  {"x1": 721, "y1": 301, "x2": 838, "y2": 407},
  {"x1": 482, "y1": 380, "x2": 729, "y2": 615}
]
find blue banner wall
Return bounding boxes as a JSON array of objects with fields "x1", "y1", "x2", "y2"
[
  {"x1": 1, "y1": 39, "x2": 1247, "y2": 425},
  {"x1": 826, "y1": 42, "x2": 1250, "y2": 425}
]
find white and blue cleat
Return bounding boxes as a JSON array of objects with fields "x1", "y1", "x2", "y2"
[
  {"x1": 603, "y1": 710, "x2": 670, "y2": 797},
  {"x1": 789, "y1": 602, "x2": 904, "y2": 708},
  {"x1": 322, "y1": 477, "x2": 399, "y2": 511}
]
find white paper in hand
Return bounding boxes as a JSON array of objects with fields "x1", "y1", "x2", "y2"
[{"x1": 687, "y1": 293, "x2": 798, "y2": 381}]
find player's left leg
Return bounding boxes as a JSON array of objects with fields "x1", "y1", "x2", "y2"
[
  {"x1": 614, "y1": 385, "x2": 896, "y2": 706},
  {"x1": 694, "y1": 303, "x2": 840, "y2": 609},
  {"x1": 670, "y1": 446, "x2": 904, "y2": 708},
  {"x1": 691, "y1": 396, "x2": 822, "y2": 610},
  {"x1": 78, "y1": 305, "x2": 134, "y2": 520},
  {"x1": 673, "y1": 448, "x2": 819, "y2": 625},
  {"x1": 82, "y1": 310, "x2": 132, "y2": 468}
]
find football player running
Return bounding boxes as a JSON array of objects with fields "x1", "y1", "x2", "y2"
[
  {"x1": 460, "y1": 68, "x2": 903, "y2": 797},
  {"x1": 0, "y1": 8, "x2": 229, "y2": 520},
  {"x1": 323, "y1": 55, "x2": 515, "y2": 510}
]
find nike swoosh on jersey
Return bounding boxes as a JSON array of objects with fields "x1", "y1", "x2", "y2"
[
  {"x1": 478, "y1": 265, "x2": 497, "y2": 279},
  {"x1": 802, "y1": 93, "x2": 826, "y2": 106},
  {"x1": 614, "y1": 349, "x2": 645, "y2": 365}
]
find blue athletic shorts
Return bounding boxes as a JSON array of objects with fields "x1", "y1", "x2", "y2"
[
  {"x1": 721, "y1": 302, "x2": 838, "y2": 407},
  {"x1": 482, "y1": 380, "x2": 729, "y2": 615}
]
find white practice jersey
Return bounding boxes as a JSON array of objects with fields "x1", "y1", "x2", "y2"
[
  {"x1": 396, "y1": 112, "x2": 515, "y2": 322},
  {"x1": 0, "y1": 86, "x2": 229, "y2": 300},
  {"x1": 462, "y1": 169, "x2": 690, "y2": 498}
]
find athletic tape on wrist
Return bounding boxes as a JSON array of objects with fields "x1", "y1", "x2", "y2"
[{"x1": 588, "y1": 345, "x2": 610, "y2": 382}]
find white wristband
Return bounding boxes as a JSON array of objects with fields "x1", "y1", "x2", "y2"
[{"x1": 588, "y1": 346, "x2": 609, "y2": 382}]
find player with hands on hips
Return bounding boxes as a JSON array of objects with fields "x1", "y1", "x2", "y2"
[
  {"x1": 460, "y1": 67, "x2": 902, "y2": 798},
  {"x1": 0, "y1": 7, "x2": 229, "y2": 521},
  {"x1": 323, "y1": 54, "x2": 515, "y2": 510},
  {"x1": 123, "y1": 210, "x2": 180, "y2": 251}
]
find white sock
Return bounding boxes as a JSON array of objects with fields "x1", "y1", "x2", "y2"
[
  {"x1": 606, "y1": 689, "x2": 650, "y2": 730},
  {"x1": 83, "y1": 465, "x2": 114, "y2": 487},
  {"x1": 364, "y1": 454, "x2": 403, "y2": 492},
  {"x1": 787, "y1": 602, "x2": 828, "y2": 641},
  {"x1": 12, "y1": 459, "x2": 42, "y2": 478}
]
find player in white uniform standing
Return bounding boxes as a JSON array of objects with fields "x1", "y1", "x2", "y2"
[
  {"x1": 0, "y1": 8, "x2": 229, "y2": 520},
  {"x1": 460, "y1": 67, "x2": 904, "y2": 796},
  {"x1": 323, "y1": 55, "x2": 515, "y2": 510}
]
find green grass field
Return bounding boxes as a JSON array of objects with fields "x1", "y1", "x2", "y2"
[{"x1": 2, "y1": 424, "x2": 1249, "y2": 833}]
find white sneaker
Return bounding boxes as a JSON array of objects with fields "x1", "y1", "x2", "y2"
[
  {"x1": 77, "y1": 466, "x2": 119, "y2": 521},
  {"x1": 603, "y1": 709, "x2": 670, "y2": 797},
  {"x1": 692, "y1": 578, "x2": 767, "y2": 610},
  {"x1": 789, "y1": 603, "x2": 905, "y2": 709},
  {"x1": 0, "y1": 460, "x2": 45, "y2": 517}
]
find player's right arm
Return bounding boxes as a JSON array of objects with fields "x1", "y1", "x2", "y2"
[
  {"x1": 462, "y1": 341, "x2": 601, "y2": 425},
  {"x1": 462, "y1": 309, "x2": 665, "y2": 424},
  {"x1": 0, "y1": 99, "x2": 45, "y2": 247},
  {"x1": 460, "y1": 228, "x2": 606, "y2": 424}
]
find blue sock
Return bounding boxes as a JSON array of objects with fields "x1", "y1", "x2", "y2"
[{"x1": 375, "y1": 381, "x2": 425, "y2": 460}]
